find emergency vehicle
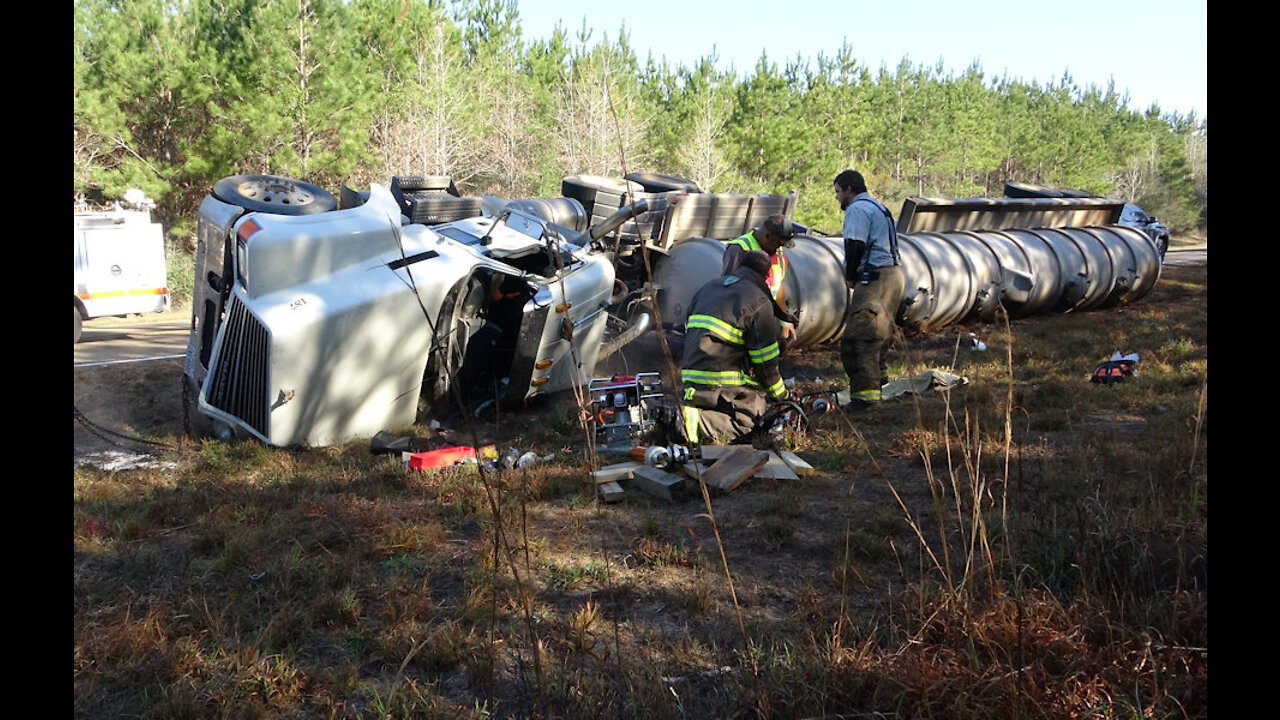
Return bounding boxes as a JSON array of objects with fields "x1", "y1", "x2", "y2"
[{"x1": 74, "y1": 198, "x2": 170, "y2": 343}]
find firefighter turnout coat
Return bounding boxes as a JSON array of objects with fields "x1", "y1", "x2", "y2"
[{"x1": 680, "y1": 265, "x2": 788, "y2": 443}]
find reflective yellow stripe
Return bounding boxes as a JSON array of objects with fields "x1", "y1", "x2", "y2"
[
  {"x1": 854, "y1": 388, "x2": 882, "y2": 402},
  {"x1": 681, "y1": 369, "x2": 758, "y2": 387},
  {"x1": 687, "y1": 314, "x2": 744, "y2": 345},
  {"x1": 749, "y1": 342, "x2": 780, "y2": 364},
  {"x1": 76, "y1": 287, "x2": 168, "y2": 300},
  {"x1": 682, "y1": 406, "x2": 701, "y2": 444},
  {"x1": 765, "y1": 379, "x2": 787, "y2": 398}
]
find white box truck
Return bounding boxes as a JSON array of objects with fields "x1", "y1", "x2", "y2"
[{"x1": 74, "y1": 204, "x2": 170, "y2": 343}]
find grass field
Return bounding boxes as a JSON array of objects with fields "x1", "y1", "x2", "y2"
[{"x1": 74, "y1": 262, "x2": 1207, "y2": 719}]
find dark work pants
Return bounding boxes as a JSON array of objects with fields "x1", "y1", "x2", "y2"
[{"x1": 840, "y1": 266, "x2": 904, "y2": 402}]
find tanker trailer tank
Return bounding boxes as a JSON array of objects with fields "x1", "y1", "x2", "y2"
[
  {"x1": 649, "y1": 235, "x2": 852, "y2": 348},
  {"x1": 650, "y1": 221, "x2": 1162, "y2": 344}
]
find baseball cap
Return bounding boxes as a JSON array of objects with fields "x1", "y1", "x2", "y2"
[{"x1": 763, "y1": 215, "x2": 796, "y2": 247}]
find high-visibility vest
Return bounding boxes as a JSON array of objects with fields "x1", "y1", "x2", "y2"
[{"x1": 727, "y1": 231, "x2": 787, "y2": 299}]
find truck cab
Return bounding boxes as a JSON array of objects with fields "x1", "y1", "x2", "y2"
[{"x1": 183, "y1": 174, "x2": 627, "y2": 447}]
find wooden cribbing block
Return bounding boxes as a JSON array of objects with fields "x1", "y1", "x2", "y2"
[
  {"x1": 700, "y1": 446, "x2": 769, "y2": 492},
  {"x1": 752, "y1": 451, "x2": 799, "y2": 480},
  {"x1": 632, "y1": 466, "x2": 688, "y2": 502},
  {"x1": 591, "y1": 461, "x2": 644, "y2": 484},
  {"x1": 598, "y1": 481, "x2": 625, "y2": 503},
  {"x1": 779, "y1": 451, "x2": 816, "y2": 476}
]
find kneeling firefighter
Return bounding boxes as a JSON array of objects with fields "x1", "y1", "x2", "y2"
[{"x1": 680, "y1": 250, "x2": 790, "y2": 445}]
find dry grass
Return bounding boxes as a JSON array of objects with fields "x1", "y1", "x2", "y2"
[{"x1": 74, "y1": 264, "x2": 1207, "y2": 719}]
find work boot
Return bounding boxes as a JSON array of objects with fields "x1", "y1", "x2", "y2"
[
  {"x1": 842, "y1": 385, "x2": 882, "y2": 413},
  {"x1": 841, "y1": 399, "x2": 878, "y2": 414}
]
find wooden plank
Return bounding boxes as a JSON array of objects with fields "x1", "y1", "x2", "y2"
[
  {"x1": 752, "y1": 451, "x2": 799, "y2": 481},
  {"x1": 591, "y1": 461, "x2": 644, "y2": 484},
  {"x1": 697, "y1": 445, "x2": 734, "y2": 461},
  {"x1": 632, "y1": 466, "x2": 688, "y2": 503},
  {"x1": 598, "y1": 481, "x2": 624, "y2": 503},
  {"x1": 779, "y1": 451, "x2": 816, "y2": 477},
  {"x1": 700, "y1": 446, "x2": 769, "y2": 492},
  {"x1": 679, "y1": 460, "x2": 711, "y2": 480}
]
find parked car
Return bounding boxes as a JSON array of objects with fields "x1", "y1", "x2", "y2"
[{"x1": 1118, "y1": 203, "x2": 1170, "y2": 259}]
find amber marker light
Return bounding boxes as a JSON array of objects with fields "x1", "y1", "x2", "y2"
[{"x1": 237, "y1": 218, "x2": 262, "y2": 240}]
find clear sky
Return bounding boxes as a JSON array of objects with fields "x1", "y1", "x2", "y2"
[{"x1": 510, "y1": 0, "x2": 1207, "y2": 120}]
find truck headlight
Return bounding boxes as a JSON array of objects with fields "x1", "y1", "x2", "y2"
[
  {"x1": 235, "y1": 218, "x2": 261, "y2": 289},
  {"x1": 236, "y1": 236, "x2": 249, "y2": 288}
]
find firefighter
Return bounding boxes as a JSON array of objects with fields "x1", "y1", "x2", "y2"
[
  {"x1": 722, "y1": 214, "x2": 800, "y2": 343},
  {"x1": 834, "y1": 169, "x2": 903, "y2": 411},
  {"x1": 722, "y1": 214, "x2": 794, "y2": 300},
  {"x1": 680, "y1": 250, "x2": 790, "y2": 445}
]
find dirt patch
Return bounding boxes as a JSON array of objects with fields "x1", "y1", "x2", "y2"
[{"x1": 74, "y1": 358, "x2": 187, "y2": 466}]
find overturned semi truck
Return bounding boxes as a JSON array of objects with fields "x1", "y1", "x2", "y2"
[{"x1": 183, "y1": 173, "x2": 1162, "y2": 448}]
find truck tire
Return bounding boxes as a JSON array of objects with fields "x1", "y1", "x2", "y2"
[
  {"x1": 561, "y1": 175, "x2": 639, "y2": 214},
  {"x1": 561, "y1": 175, "x2": 603, "y2": 211},
  {"x1": 212, "y1": 174, "x2": 337, "y2": 215},
  {"x1": 391, "y1": 175, "x2": 457, "y2": 195},
  {"x1": 74, "y1": 305, "x2": 83, "y2": 344}
]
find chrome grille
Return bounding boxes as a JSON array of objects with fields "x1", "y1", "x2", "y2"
[{"x1": 205, "y1": 295, "x2": 270, "y2": 437}]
